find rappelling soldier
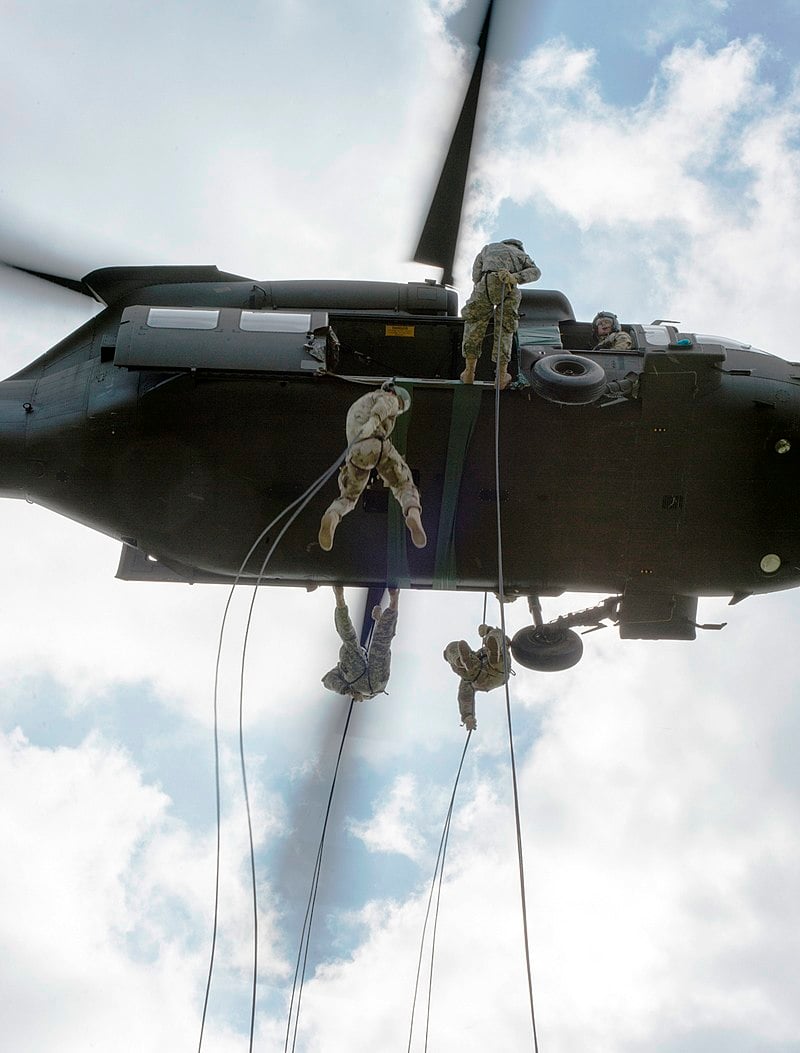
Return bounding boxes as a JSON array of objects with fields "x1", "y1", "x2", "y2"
[
  {"x1": 322, "y1": 586, "x2": 399, "y2": 701},
  {"x1": 443, "y1": 624, "x2": 512, "y2": 731},
  {"x1": 318, "y1": 380, "x2": 427, "y2": 552},
  {"x1": 460, "y1": 238, "x2": 541, "y2": 390},
  {"x1": 591, "y1": 310, "x2": 633, "y2": 351}
]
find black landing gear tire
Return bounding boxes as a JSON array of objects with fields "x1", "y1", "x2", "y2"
[
  {"x1": 510, "y1": 624, "x2": 584, "y2": 672},
  {"x1": 531, "y1": 354, "x2": 606, "y2": 405}
]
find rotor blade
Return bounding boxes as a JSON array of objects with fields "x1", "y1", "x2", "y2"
[
  {"x1": 3, "y1": 264, "x2": 91, "y2": 298},
  {"x1": 412, "y1": 0, "x2": 495, "y2": 286},
  {"x1": 271, "y1": 586, "x2": 386, "y2": 934}
]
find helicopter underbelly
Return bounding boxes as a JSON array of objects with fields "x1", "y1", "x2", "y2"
[{"x1": 15, "y1": 364, "x2": 800, "y2": 598}]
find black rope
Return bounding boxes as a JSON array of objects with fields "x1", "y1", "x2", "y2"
[
  {"x1": 197, "y1": 447, "x2": 348, "y2": 1053},
  {"x1": 423, "y1": 733, "x2": 471, "y2": 1051},
  {"x1": 407, "y1": 732, "x2": 472, "y2": 1052},
  {"x1": 284, "y1": 692, "x2": 358, "y2": 1052},
  {"x1": 494, "y1": 290, "x2": 540, "y2": 1052},
  {"x1": 284, "y1": 603, "x2": 379, "y2": 1051},
  {"x1": 237, "y1": 460, "x2": 351, "y2": 1050}
]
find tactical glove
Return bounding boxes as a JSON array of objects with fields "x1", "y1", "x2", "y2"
[{"x1": 496, "y1": 269, "x2": 517, "y2": 287}]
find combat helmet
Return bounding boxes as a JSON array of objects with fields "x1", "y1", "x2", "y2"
[
  {"x1": 381, "y1": 379, "x2": 411, "y2": 413},
  {"x1": 592, "y1": 311, "x2": 620, "y2": 340}
]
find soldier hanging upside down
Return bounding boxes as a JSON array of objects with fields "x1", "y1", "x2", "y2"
[
  {"x1": 460, "y1": 238, "x2": 541, "y2": 390},
  {"x1": 322, "y1": 586, "x2": 399, "y2": 701},
  {"x1": 443, "y1": 624, "x2": 512, "y2": 731},
  {"x1": 318, "y1": 381, "x2": 427, "y2": 552}
]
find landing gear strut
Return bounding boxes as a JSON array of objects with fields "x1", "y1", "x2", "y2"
[{"x1": 510, "y1": 595, "x2": 621, "y2": 672}]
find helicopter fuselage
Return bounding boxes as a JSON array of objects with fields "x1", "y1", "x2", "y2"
[{"x1": 3, "y1": 268, "x2": 800, "y2": 640}]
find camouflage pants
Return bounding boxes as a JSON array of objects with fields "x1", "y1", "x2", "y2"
[
  {"x1": 322, "y1": 606, "x2": 398, "y2": 698},
  {"x1": 461, "y1": 274, "x2": 521, "y2": 368},
  {"x1": 443, "y1": 634, "x2": 510, "y2": 730},
  {"x1": 325, "y1": 437, "x2": 421, "y2": 520}
]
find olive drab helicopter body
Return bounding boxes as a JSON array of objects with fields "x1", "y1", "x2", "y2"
[{"x1": 2, "y1": 0, "x2": 798, "y2": 669}]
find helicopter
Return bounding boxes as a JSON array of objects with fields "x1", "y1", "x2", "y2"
[{"x1": 2, "y1": 0, "x2": 799, "y2": 673}]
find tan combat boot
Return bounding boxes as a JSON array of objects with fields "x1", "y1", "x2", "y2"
[
  {"x1": 318, "y1": 509, "x2": 340, "y2": 551},
  {"x1": 460, "y1": 357, "x2": 477, "y2": 384},
  {"x1": 484, "y1": 632, "x2": 504, "y2": 668},
  {"x1": 405, "y1": 507, "x2": 427, "y2": 548}
]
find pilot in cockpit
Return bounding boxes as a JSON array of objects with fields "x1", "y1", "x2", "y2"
[{"x1": 592, "y1": 311, "x2": 633, "y2": 351}]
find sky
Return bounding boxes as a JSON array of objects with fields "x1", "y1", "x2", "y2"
[{"x1": 1, "y1": 0, "x2": 800, "y2": 1050}]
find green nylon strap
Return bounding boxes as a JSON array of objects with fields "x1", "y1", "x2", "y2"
[
  {"x1": 386, "y1": 383, "x2": 413, "y2": 588},
  {"x1": 432, "y1": 384, "x2": 483, "y2": 589}
]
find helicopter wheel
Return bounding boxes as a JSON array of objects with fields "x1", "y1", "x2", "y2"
[
  {"x1": 510, "y1": 624, "x2": 584, "y2": 672},
  {"x1": 531, "y1": 354, "x2": 607, "y2": 405}
]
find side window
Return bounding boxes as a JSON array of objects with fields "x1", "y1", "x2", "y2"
[
  {"x1": 147, "y1": 308, "x2": 219, "y2": 330},
  {"x1": 641, "y1": 325, "x2": 671, "y2": 347},
  {"x1": 240, "y1": 311, "x2": 311, "y2": 333}
]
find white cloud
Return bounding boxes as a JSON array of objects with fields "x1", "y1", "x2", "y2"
[
  {"x1": 0, "y1": 726, "x2": 296, "y2": 1051},
  {"x1": 461, "y1": 35, "x2": 800, "y2": 349},
  {"x1": 0, "y1": 728, "x2": 200, "y2": 1050},
  {"x1": 2, "y1": 3, "x2": 800, "y2": 1050},
  {"x1": 260, "y1": 616, "x2": 800, "y2": 1050},
  {"x1": 642, "y1": 0, "x2": 731, "y2": 53},
  {"x1": 0, "y1": 0, "x2": 466, "y2": 286},
  {"x1": 348, "y1": 773, "x2": 427, "y2": 860},
  {"x1": 0, "y1": 494, "x2": 338, "y2": 732}
]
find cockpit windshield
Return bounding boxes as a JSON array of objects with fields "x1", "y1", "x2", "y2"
[{"x1": 692, "y1": 334, "x2": 762, "y2": 352}]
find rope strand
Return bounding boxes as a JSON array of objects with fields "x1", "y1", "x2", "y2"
[
  {"x1": 407, "y1": 732, "x2": 472, "y2": 1052},
  {"x1": 494, "y1": 289, "x2": 540, "y2": 1052},
  {"x1": 198, "y1": 447, "x2": 349, "y2": 1053},
  {"x1": 285, "y1": 695, "x2": 358, "y2": 1052}
]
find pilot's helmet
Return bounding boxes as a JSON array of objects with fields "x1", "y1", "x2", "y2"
[
  {"x1": 592, "y1": 311, "x2": 620, "y2": 339},
  {"x1": 381, "y1": 380, "x2": 411, "y2": 413},
  {"x1": 501, "y1": 238, "x2": 524, "y2": 249}
]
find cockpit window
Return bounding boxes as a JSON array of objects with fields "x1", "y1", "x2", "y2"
[
  {"x1": 147, "y1": 308, "x2": 219, "y2": 330},
  {"x1": 642, "y1": 325, "x2": 670, "y2": 346},
  {"x1": 240, "y1": 311, "x2": 311, "y2": 333},
  {"x1": 693, "y1": 334, "x2": 753, "y2": 350}
]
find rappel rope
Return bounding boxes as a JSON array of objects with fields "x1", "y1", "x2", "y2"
[
  {"x1": 282, "y1": 625, "x2": 368, "y2": 1053},
  {"x1": 197, "y1": 446, "x2": 349, "y2": 1053},
  {"x1": 406, "y1": 731, "x2": 472, "y2": 1052},
  {"x1": 196, "y1": 317, "x2": 540, "y2": 1048},
  {"x1": 407, "y1": 285, "x2": 541, "y2": 1049},
  {"x1": 494, "y1": 287, "x2": 540, "y2": 1051},
  {"x1": 283, "y1": 693, "x2": 356, "y2": 1053}
]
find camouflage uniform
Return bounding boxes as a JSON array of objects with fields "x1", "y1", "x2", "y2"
[
  {"x1": 593, "y1": 330, "x2": 633, "y2": 351},
  {"x1": 443, "y1": 625, "x2": 511, "y2": 731},
  {"x1": 461, "y1": 239, "x2": 541, "y2": 370},
  {"x1": 325, "y1": 388, "x2": 421, "y2": 522},
  {"x1": 591, "y1": 311, "x2": 633, "y2": 352},
  {"x1": 322, "y1": 601, "x2": 398, "y2": 700}
]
